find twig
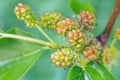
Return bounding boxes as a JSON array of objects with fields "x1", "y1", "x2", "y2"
[
  {"x1": 35, "y1": 24, "x2": 56, "y2": 45},
  {"x1": 97, "y1": 0, "x2": 120, "y2": 46},
  {"x1": 0, "y1": 33, "x2": 52, "y2": 47}
]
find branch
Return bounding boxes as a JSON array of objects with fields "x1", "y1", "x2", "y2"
[
  {"x1": 0, "y1": 33, "x2": 68, "y2": 49},
  {"x1": 0, "y1": 33, "x2": 52, "y2": 47},
  {"x1": 97, "y1": 0, "x2": 120, "y2": 46}
]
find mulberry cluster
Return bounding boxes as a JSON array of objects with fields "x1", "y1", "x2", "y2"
[
  {"x1": 57, "y1": 18, "x2": 78, "y2": 36},
  {"x1": 40, "y1": 12, "x2": 64, "y2": 29},
  {"x1": 14, "y1": 3, "x2": 118, "y2": 69},
  {"x1": 51, "y1": 48, "x2": 73, "y2": 68},
  {"x1": 67, "y1": 30, "x2": 88, "y2": 52},
  {"x1": 14, "y1": 3, "x2": 36, "y2": 27},
  {"x1": 83, "y1": 46, "x2": 99, "y2": 60},
  {"x1": 78, "y1": 11, "x2": 96, "y2": 31}
]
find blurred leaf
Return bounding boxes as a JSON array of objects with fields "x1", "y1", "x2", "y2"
[
  {"x1": 86, "y1": 61, "x2": 94, "y2": 66},
  {"x1": 0, "y1": 28, "x2": 48, "y2": 80},
  {"x1": 70, "y1": 0, "x2": 94, "y2": 14},
  {"x1": 95, "y1": 62, "x2": 115, "y2": 80},
  {"x1": 0, "y1": 49, "x2": 44, "y2": 80},
  {"x1": 0, "y1": 30, "x2": 4, "y2": 33},
  {"x1": 0, "y1": 28, "x2": 42, "y2": 61},
  {"x1": 67, "y1": 66, "x2": 84, "y2": 80},
  {"x1": 85, "y1": 66, "x2": 105, "y2": 80}
]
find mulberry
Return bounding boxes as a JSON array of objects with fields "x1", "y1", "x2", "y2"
[
  {"x1": 57, "y1": 18, "x2": 78, "y2": 36},
  {"x1": 84, "y1": 46, "x2": 99, "y2": 60},
  {"x1": 67, "y1": 30, "x2": 88, "y2": 52},
  {"x1": 40, "y1": 12, "x2": 64, "y2": 29},
  {"x1": 51, "y1": 48, "x2": 73, "y2": 68},
  {"x1": 78, "y1": 11, "x2": 96, "y2": 31},
  {"x1": 14, "y1": 3, "x2": 36, "y2": 27}
]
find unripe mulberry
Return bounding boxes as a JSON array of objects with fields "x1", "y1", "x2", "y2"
[
  {"x1": 83, "y1": 46, "x2": 99, "y2": 60},
  {"x1": 51, "y1": 48, "x2": 73, "y2": 68},
  {"x1": 67, "y1": 30, "x2": 87, "y2": 52},
  {"x1": 114, "y1": 28, "x2": 120, "y2": 40},
  {"x1": 102, "y1": 47, "x2": 112, "y2": 64},
  {"x1": 40, "y1": 12, "x2": 64, "y2": 29},
  {"x1": 57, "y1": 18, "x2": 78, "y2": 36},
  {"x1": 78, "y1": 11, "x2": 96, "y2": 31},
  {"x1": 14, "y1": 3, "x2": 36, "y2": 27}
]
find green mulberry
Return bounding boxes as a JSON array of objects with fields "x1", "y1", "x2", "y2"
[
  {"x1": 14, "y1": 3, "x2": 36, "y2": 27},
  {"x1": 40, "y1": 12, "x2": 64, "y2": 29},
  {"x1": 51, "y1": 48, "x2": 73, "y2": 68},
  {"x1": 57, "y1": 18, "x2": 78, "y2": 36}
]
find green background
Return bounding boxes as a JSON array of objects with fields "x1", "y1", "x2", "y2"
[{"x1": 0, "y1": 0, "x2": 120, "y2": 80}]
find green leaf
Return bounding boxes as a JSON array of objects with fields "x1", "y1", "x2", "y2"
[
  {"x1": 0, "y1": 28, "x2": 48, "y2": 80},
  {"x1": 0, "y1": 30, "x2": 4, "y2": 33},
  {"x1": 0, "y1": 28, "x2": 42, "y2": 61},
  {"x1": 95, "y1": 62, "x2": 115, "y2": 80},
  {"x1": 85, "y1": 66, "x2": 105, "y2": 80},
  {"x1": 0, "y1": 49, "x2": 44, "y2": 80},
  {"x1": 86, "y1": 61, "x2": 94, "y2": 66},
  {"x1": 70, "y1": 0, "x2": 94, "y2": 14},
  {"x1": 67, "y1": 66, "x2": 84, "y2": 80}
]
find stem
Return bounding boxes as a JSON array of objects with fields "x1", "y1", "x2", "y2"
[
  {"x1": 0, "y1": 33, "x2": 52, "y2": 47},
  {"x1": 103, "y1": 0, "x2": 120, "y2": 35},
  {"x1": 97, "y1": 0, "x2": 120, "y2": 46},
  {"x1": 35, "y1": 24, "x2": 56, "y2": 45}
]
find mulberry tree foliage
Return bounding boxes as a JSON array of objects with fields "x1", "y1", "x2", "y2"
[
  {"x1": 12, "y1": 3, "x2": 119, "y2": 80},
  {"x1": 0, "y1": 1, "x2": 119, "y2": 80}
]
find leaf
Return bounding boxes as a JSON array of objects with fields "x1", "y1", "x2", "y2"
[
  {"x1": 0, "y1": 28, "x2": 42, "y2": 61},
  {"x1": 95, "y1": 62, "x2": 115, "y2": 80},
  {"x1": 85, "y1": 66, "x2": 105, "y2": 80},
  {"x1": 70, "y1": 0, "x2": 94, "y2": 14},
  {"x1": 0, "y1": 28, "x2": 48, "y2": 80},
  {"x1": 67, "y1": 66, "x2": 84, "y2": 80},
  {"x1": 0, "y1": 30, "x2": 4, "y2": 33},
  {"x1": 86, "y1": 61, "x2": 94, "y2": 66},
  {"x1": 0, "y1": 49, "x2": 45, "y2": 80}
]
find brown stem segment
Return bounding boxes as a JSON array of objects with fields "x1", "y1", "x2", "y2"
[
  {"x1": 103, "y1": 0, "x2": 120, "y2": 35},
  {"x1": 97, "y1": 0, "x2": 120, "y2": 46}
]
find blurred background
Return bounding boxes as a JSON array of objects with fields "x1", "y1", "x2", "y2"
[{"x1": 0, "y1": 0, "x2": 120, "y2": 80}]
